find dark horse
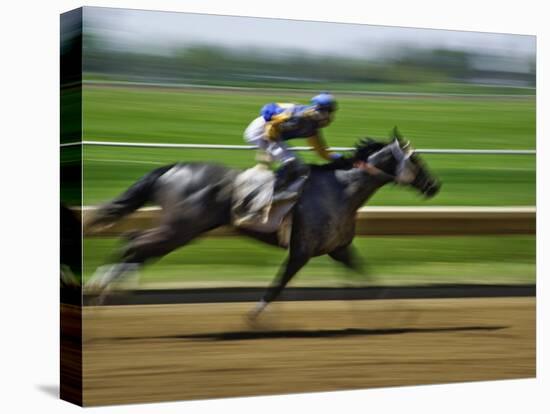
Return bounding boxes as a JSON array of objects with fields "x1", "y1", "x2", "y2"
[{"x1": 86, "y1": 130, "x2": 441, "y2": 316}]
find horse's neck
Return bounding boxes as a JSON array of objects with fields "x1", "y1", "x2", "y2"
[{"x1": 342, "y1": 169, "x2": 394, "y2": 211}]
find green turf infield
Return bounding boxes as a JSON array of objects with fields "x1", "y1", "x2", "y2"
[
  {"x1": 84, "y1": 77, "x2": 536, "y2": 96},
  {"x1": 83, "y1": 235, "x2": 535, "y2": 287},
  {"x1": 82, "y1": 85, "x2": 535, "y2": 206},
  {"x1": 83, "y1": 86, "x2": 535, "y2": 149}
]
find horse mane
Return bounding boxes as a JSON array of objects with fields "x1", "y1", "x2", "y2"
[{"x1": 309, "y1": 137, "x2": 387, "y2": 171}]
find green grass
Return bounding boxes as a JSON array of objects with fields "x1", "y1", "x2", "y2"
[
  {"x1": 84, "y1": 76, "x2": 536, "y2": 95},
  {"x1": 83, "y1": 236, "x2": 536, "y2": 287},
  {"x1": 81, "y1": 85, "x2": 536, "y2": 286},
  {"x1": 83, "y1": 146, "x2": 535, "y2": 206},
  {"x1": 82, "y1": 86, "x2": 535, "y2": 206},
  {"x1": 83, "y1": 86, "x2": 535, "y2": 149}
]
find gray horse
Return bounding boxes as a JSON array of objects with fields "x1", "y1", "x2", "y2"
[{"x1": 87, "y1": 131, "x2": 441, "y2": 316}]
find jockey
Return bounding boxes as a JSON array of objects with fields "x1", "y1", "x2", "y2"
[{"x1": 243, "y1": 92, "x2": 342, "y2": 189}]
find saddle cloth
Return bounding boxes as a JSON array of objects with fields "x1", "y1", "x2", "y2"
[{"x1": 231, "y1": 164, "x2": 306, "y2": 247}]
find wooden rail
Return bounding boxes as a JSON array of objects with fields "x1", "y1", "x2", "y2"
[{"x1": 81, "y1": 206, "x2": 536, "y2": 237}]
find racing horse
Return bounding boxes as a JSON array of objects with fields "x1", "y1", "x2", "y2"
[{"x1": 86, "y1": 128, "x2": 441, "y2": 316}]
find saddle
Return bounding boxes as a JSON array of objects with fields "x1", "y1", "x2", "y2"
[{"x1": 231, "y1": 164, "x2": 308, "y2": 247}]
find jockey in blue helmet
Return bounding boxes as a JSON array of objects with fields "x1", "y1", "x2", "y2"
[{"x1": 243, "y1": 93, "x2": 341, "y2": 188}]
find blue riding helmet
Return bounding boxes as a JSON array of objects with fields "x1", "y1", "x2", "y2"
[{"x1": 311, "y1": 92, "x2": 337, "y2": 112}]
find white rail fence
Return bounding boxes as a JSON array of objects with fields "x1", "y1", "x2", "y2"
[
  {"x1": 65, "y1": 140, "x2": 534, "y2": 236},
  {"x1": 61, "y1": 140, "x2": 536, "y2": 155}
]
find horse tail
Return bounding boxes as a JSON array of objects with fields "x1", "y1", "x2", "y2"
[{"x1": 86, "y1": 164, "x2": 176, "y2": 230}]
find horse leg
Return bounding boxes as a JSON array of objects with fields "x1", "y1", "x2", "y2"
[
  {"x1": 328, "y1": 245, "x2": 364, "y2": 274},
  {"x1": 249, "y1": 253, "x2": 310, "y2": 319},
  {"x1": 90, "y1": 222, "x2": 203, "y2": 303},
  {"x1": 328, "y1": 244, "x2": 382, "y2": 294}
]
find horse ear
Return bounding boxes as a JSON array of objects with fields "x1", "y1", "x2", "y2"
[
  {"x1": 391, "y1": 126, "x2": 404, "y2": 140},
  {"x1": 391, "y1": 126, "x2": 410, "y2": 149}
]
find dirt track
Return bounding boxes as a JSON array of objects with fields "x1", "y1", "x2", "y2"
[{"x1": 81, "y1": 297, "x2": 535, "y2": 406}]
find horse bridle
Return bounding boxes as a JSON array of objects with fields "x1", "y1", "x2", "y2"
[{"x1": 367, "y1": 140, "x2": 417, "y2": 184}]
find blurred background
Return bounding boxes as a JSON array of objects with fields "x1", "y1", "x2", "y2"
[
  {"x1": 82, "y1": 8, "x2": 535, "y2": 89},
  {"x1": 78, "y1": 7, "x2": 535, "y2": 288}
]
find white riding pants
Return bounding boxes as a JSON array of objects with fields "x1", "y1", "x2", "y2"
[{"x1": 243, "y1": 116, "x2": 296, "y2": 164}]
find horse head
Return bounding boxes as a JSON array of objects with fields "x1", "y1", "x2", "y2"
[{"x1": 355, "y1": 127, "x2": 441, "y2": 198}]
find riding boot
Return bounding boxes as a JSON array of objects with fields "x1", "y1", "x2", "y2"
[{"x1": 274, "y1": 160, "x2": 296, "y2": 192}]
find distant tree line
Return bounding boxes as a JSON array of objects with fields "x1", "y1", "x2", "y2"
[{"x1": 83, "y1": 34, "x2": 535, "y2": 87}]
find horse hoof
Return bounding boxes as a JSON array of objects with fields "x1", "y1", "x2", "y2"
[
  {"x1": 247, "y1": 300, "x2": 268, "y2": 323},
  {"x1": 246, "y1": 309, "x2": 260, "y2": 323}
]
